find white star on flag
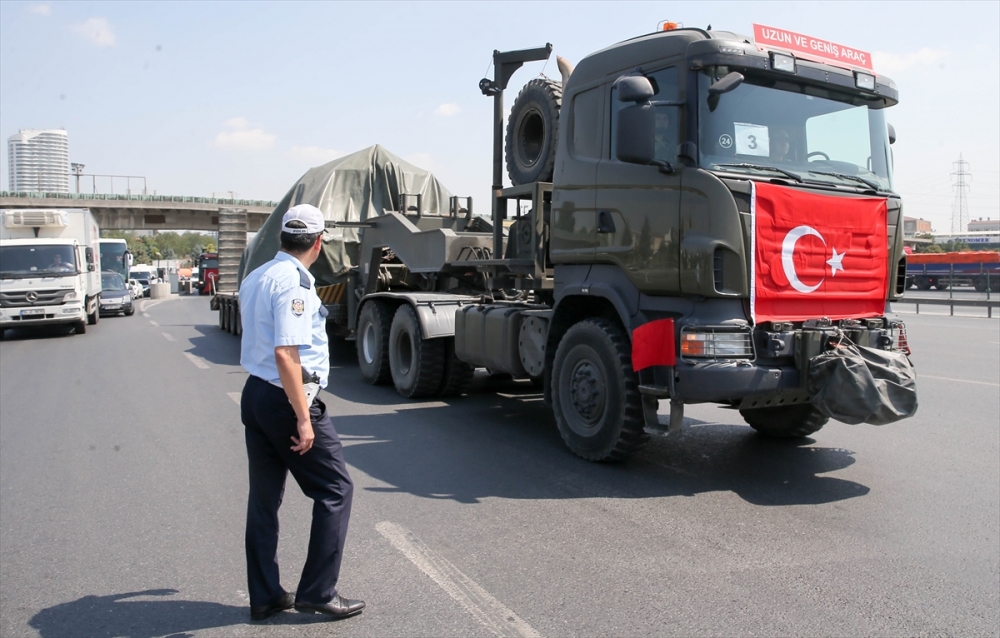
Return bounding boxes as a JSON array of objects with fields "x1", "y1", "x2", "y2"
[{"x1": 827, "y1": 248, "x2": 845, "y2": 276}]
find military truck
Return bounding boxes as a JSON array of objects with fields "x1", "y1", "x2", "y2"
[{"x1": 224, "y1": 24, "x2": 915, "y2": 461}]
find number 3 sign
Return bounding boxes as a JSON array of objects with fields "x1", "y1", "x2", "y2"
[{"x1": 734, "y1": 122, "x2": 770, "y2": 157}]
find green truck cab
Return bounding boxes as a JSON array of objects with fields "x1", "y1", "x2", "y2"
[{"x1": 455, "y1": 26, "x2": 910, "y2": 460}]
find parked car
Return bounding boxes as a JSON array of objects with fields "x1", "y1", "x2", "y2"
[
  {"x1": 100, "y1": 272, "x2": 134, "y2": 316},
  {"x1": 131, "y1": 273, "x2": 154, "y2": 297},
  {"x1": 127, "y1": 278, "x2": 143, "y2": 299}
]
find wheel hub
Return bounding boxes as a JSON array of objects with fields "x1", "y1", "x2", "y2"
[{"x1": 570, "y1": 360, "x2": 605, "y2": 426}]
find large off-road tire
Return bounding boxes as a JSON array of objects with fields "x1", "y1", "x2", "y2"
[
  {"x1": 357, "y1": 301, "x2": 393, "y2": 385},
  {"x1": 505, "y1": 77, "x2": 562, "y2": 185},
  {"x1": 74, "y1": 320, "x2": 87, "y2": 335},
  {"x1": 389, "y1": 304, "x2": 445, "y2": 398},
  {"x1": 740, "y1": 404, "x2": 829, "y2": 438},
  {"x1": 551, "y1": 317, "x2": 649, "y2": 462},
  {"x1": 438, "y1": 337, "x2": 474, "y2": 397}
]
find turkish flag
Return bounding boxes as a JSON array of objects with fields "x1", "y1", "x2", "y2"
[{"x1": 752, "y1": 182, "x2": 888, "y2": 323}]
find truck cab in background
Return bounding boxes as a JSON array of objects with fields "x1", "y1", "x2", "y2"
[{"x1": 0, "y1": 209, "x2": 102, "y2": 335}]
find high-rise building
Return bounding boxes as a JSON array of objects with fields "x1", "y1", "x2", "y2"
[{"x1": 7, "y1": 129, "x2": 70, "y2": 192}]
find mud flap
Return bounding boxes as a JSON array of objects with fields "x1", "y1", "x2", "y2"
[{"x1": 808, "y1": 342, "x2": 917, "y2": 425}]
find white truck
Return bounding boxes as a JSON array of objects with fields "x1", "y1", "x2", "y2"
[{"x1": 0, "y1": 208, "x2": 102, "y2": 336}]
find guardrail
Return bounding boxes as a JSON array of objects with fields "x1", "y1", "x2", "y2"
[
  {"x1": 895, "y1": 296, "x2": 999, "y2": 318},
  {"x1": 0, "y1": 190, "x2": 279, "y2": 209}
]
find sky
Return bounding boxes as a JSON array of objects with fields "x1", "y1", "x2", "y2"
[{"x1": 1, "y1": 1, "x2": 998, "y2": 234}]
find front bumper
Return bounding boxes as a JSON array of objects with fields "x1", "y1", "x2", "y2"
[
  {"x1": 0, "y1": 303, "x2": 85, "y2": 326},
  {"x1": 100, "y1": 297, "x2": 132, "y2": 315},
  {"x1": 634, "y1": 299, "x2": 906, "y2": 406}
]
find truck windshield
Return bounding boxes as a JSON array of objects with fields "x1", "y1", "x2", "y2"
[
  {"x1": 200, "y1": 258, "x2": 218, "y2": 269},
  {"x1": 0, "y1": 245, "x2": 78, "y2": 278},
  {"x1": 697, "y1": 70, "x2": 893, "y2": 192}
]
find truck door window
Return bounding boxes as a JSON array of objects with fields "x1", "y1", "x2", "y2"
[
  {"x1": 571, "y1": 86, "x2": 602, "y2": 159},
  {"x1": 610, "y1": 67, "x2": 679, "y2": 163}
]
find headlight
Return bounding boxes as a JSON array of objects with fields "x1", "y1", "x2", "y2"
[
  {"x1": 855, "y1": 72, "x2": 876, "y2": 91},
  {"x1": 63, "y1": 291, "x2": 79, "y2": 302},
  {"x1": 680, "y1": 328, "x2": 754, "y2": 359}
]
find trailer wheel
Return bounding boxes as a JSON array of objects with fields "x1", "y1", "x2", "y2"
[
  {"x1": 229, "y1": 301, "x2": 238, "y2": 335},
  {"x1": 740, "y1": 404, "x2": 828, "y2": 438},
  {"x1": 218, "y1": 300, "x2": 226, "y2": 330},
  {"x1": 991, "y1": 278, "x2": 1000, "y2": 292},
  {"x1": 934, "y1": 281, "x2": 949, "y2": 290},
  {"x1": 234, "y1": 305, "x2": 242, "y2": 336},
  {"x1": 389, "y1": 304, "x2": 444, "y2": 398},
  {"x1": 74, "y1": 319, "x2": 87, "y2": 335},
  {"x1": 505, "y1": 77, "x2": 562, "y2": 185},
  {"x1": 916, "y1": 277, "x2": 932, "y2": 291},
  {"x1": 357, "y1": 300, "x2": 393, "y2": 385},
  {"x1": 438, "y1": 337, "x2": 474, "y2": 397},
  {"x1": 974, "y1": 277, "x2": 987, "y2": 292},
  {"x1": 552, "y1": 317, "x2": 648, "y2": 462}
]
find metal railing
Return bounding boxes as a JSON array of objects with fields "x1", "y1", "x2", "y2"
[
  {"x1": 0, "y1": 190, "x2": 279, "y2": 209},
  {"x1": 894, "y1": 296, "x2": 998, "y2": 318}
]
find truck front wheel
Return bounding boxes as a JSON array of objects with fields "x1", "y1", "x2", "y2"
[
  {"x1": 740, "y1": 404, "x2": 828, "y2": 438},
  {"x1": 357, "y1": 301, "x2": 393, "y2": 385},
  {"x1": 87, "y1": 299, "x2": 99, "y2": 325},
  {"x1": 389, "y1": 304, "x2": 444, "y2": 398},
  {"x1": 552, "y1": 318, "x2": 648, "y2": 462}
]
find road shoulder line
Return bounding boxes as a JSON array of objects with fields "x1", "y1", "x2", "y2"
[{"x1": 376, "y1": 521, "x2": 541, "y2": 638}]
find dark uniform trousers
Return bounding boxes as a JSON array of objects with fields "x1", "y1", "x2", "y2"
[{"x1": 241, "y1": 374, "x2": 353, "y2": 608}]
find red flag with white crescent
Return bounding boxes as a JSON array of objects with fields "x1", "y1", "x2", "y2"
[{"x1": 752, "y1": 182, "x2": 888, "y2": 323}]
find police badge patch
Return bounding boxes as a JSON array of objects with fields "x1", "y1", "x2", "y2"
[{"x1": 291, "y1": 299, "x2": 305, "y2": 316}]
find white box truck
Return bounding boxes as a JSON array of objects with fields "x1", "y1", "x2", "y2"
[{"x1": 0, "y1": 209, "x2": 102, "y2": 335}]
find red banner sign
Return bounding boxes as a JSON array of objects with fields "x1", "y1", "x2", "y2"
[
  {"x1": 753, "y1": 23, "x2": 873, "y2": 71},
  {"x1": 752, "y1": 183, "x2": 888, "y2": 323}
]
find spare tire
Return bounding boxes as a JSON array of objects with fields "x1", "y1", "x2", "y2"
[{"x1": 505, "y1": 78, "x2": 562, "y2": 185}]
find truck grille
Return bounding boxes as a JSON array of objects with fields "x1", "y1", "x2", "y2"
[{"x1": 0, "y1": 290, "x2": 67, "y2": 307}]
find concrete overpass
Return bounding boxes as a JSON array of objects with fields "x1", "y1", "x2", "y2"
[{"x1": 0, "y1": 191, "x2": 278, "y2": 232}]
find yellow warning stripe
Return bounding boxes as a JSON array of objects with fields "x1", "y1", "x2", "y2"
[{"x1": 316, "y1": 284, "x2": 345, "y2": 304}]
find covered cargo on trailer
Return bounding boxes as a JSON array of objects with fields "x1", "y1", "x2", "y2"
[{"x1": 238, "y1": 145, "x2": 455, "y2": 287}]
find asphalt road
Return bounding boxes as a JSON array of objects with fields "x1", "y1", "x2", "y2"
[{"x1": 1, "y1": 297, "x2": 997, "y2": 637}]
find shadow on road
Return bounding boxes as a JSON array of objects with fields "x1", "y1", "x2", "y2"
[
  {"x1": 334, "y1": 383, "x2": 869, "y2": 508},
  {"x1": 185, "y1": 325, "x2": 241, "y2": 366},
  {"x1": 0, "y1": 324, "x2": 76, "y2": 341},
  {"x1": 28, "y1": 588, "x2": 337, "y2": 638}
]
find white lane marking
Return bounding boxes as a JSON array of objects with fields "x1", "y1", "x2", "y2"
[
  {"x1": 919, "y1": 374, "x2": 1000, "y2": 388},
  {"x1": 162, "y1": 332, "x2": 176, "y2": 342},
  {"x1": 184, "y1": 352, "x2": 210, "y2": 369},
  {"x1": 228, "y1": 392, "x2": 241, "y2": 405},
  {"x1": 376, "y1": 521, "x2": 541, "y2": 638},
  {"x1": 143, "y1": 313, "x2": 151, "y2": 318}
]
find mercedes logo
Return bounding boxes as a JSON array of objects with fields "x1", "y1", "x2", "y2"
[{"x1": 25, "y1": 291, "x2": 38, "y2": 303}]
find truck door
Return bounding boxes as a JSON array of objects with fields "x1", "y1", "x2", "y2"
[
  {"x1": 550, "y1": 83, "x2": 603, "y2": 262},
  {"x1": 595, "y1": 66, "x2": 681, "y2": 294}
]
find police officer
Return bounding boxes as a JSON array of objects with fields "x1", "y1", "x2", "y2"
[{"x1": 239, "y1": 204, "x2": 364, "y2": 621}]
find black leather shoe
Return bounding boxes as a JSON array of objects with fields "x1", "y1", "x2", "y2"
[
  {"x1": 294, "y1": 594, "x2": 365, "y2": 618},
  {"x1": 250, "y1": 591, "x2": 295, "y2": 621}
]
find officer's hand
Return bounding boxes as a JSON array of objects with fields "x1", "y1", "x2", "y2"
[{"x1": 291, "y1": 418, "x2": 315, "y2": 454}]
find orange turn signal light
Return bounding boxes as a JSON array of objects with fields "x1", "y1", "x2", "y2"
[{"x1": 658, "y1": 20, "x2": 681, "y2": 31}]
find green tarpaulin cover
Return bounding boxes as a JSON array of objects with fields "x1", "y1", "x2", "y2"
[{"x1": 240, "y1": 145, "x2": 454, "y2": 287}]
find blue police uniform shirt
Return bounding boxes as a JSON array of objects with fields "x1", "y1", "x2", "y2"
[{"x1": 240, "y1": 251, "x2": 329, "y2": 389}]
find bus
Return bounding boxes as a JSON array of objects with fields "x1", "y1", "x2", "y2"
[{"x1": 99, "y1": 238, "x2": 132, "y2": 281}]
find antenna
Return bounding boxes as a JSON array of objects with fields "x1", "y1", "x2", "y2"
[{"x1": 950, "y1": 155, "x2": 971, "y2": 233}]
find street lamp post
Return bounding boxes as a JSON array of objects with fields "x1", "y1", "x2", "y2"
[{"x1": 70, "y1": 163, "x2": 85, "y2": 193}]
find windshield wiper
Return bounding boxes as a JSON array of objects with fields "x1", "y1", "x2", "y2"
[
  {"x1": 808, "y1": 170, "x2": 881, "y2": 191},
  {"x1": 714, "y1": 163, "x2": 803, "y2": 183}
]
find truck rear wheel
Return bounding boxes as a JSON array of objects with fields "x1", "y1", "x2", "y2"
[
  {"x1": 552, "y1": 317, "x2": 648, "y2": 462},
  {"x1": 505, "y1": 77, "x2": 562, "y2": 185},
  {"x1": 87, "y1": 299, "x2": 99, "y2": 325},
  {"x1": 389, "y1": 304, "x2": 444, "y2": 398},
  {"x1": 438, "y1": 337, "x2": 474, "y2": 397},
  {"x1": 740, "y1": 404, "x2": 828, "y2": 438},
  {"x1": 357, "y1": 301, "x2": 393, "y2": 385}
]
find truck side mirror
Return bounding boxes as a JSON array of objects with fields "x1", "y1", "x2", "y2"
[
  {"x1": 887, "y1": 122, "x2": 896, "y2": 145},
  {"x1": 614, "y1": 75, "x2": 655, "y2": 102},
  {"x1": 615, "y1": 103, "x2": 655, "y2": 165}
]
